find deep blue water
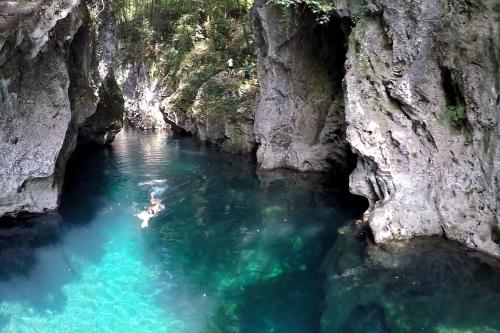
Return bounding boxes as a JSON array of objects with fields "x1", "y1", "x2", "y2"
[{"x1": 0, "y1": 129, "x2": 499, "y2": 333}]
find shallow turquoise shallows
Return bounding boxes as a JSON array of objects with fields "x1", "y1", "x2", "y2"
[{"x1": 0, "y1": 130, "x2": 499, "y2": 333}]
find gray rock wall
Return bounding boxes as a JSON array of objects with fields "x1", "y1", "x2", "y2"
[
  {"x1": 0, "y1": 0, "x2": 124, "y2": 217},
  {"x1": 253, "y1": 0, "x2": 499, "y2": 257},
  {"x1": 116, "y1": 61, "x2": 167, "y2": 130},
  {"x1": 252, "y1": 0, "x2": 354, "y2": 173},
  {"x1": 340, "y1": 0, "x2": 499, "y2": 257}
]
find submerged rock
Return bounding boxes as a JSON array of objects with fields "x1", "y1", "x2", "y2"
[
  {"x1": 336, "y1": 303, "x2": 391, "y2": 333},
  {"x1": 321, "y1": 225, "x2": 500, "y2": 332}
]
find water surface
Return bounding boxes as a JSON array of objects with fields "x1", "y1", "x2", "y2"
[{"x1": 0, "y1": 130, "x2": 499, "y2": 333}]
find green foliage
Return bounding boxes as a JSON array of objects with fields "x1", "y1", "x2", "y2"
[
  {"x1": 114, "y1": 0, "x2": 255, "y2": 115},
  {"x1": 194, "y1": 74, "x2": 257, "y2": 124},
  {"x1": 351, "y1": 0, "x2": 370, "y2": 72},
  {"x1": 266, "y1": 0, "x2": 334, "y2": 23},
  {"x1": 442, "y1": 105, "x2": 466, "y2": 128}
]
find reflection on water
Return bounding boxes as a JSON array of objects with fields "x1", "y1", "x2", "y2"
[{"x1": 0, "y1": 129, "x2": 498, "y2": 333}]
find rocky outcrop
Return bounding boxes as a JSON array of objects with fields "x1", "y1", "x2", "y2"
[
  {"x1": 164, "y1": 71, "x2": 257, "y2": 154},
  {"x1": 0, "y1": 0, "x2": 124, "y2": 217},
  {"x1": 116, "y1": 62, "x2": 167, "y2": 130},
  {"x1": 78, "y1": 71, "x2": 125, "y2": 145},
  {"x1": 252, "y1": 1, "x2": 354, "y2": 173},
  {"x1": 337, "y1": 0, "x2": 499, "y2": 257},
  {"x1": 252, "y1": 0, "x2": 499, "y2": 257}
]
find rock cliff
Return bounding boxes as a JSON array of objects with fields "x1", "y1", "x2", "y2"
[
  {"x1": 164, "y1": 71, "x2": 257, "y2": 154},
  {"x1": 253, "y1": 0, "x2": 499, "y2": 257},
  {"x1": 252, "y1": 1, "x2": 354, "y2": 173},
  {"x1": 116, "y1": 61, "x2": 167, "y2": 130},
  {"x1": 0, "y1": 0, "x2": 124, "y2": 217}
]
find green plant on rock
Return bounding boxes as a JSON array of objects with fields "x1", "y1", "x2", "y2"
[
  {"x1": 442, "y1": 105, "x2": 466, "y2": 129},
  {"x1": 266, "y1": 0, "x2": 334, "y2": 23},
  {"x1": 351, "y1": 0, "x2": 370, "y2": 72}
]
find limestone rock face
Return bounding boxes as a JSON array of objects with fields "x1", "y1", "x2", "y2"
[
  {"x1": 335, "y1": 0, "x2": 499, "y2": 257},
  {"x1": 78, "y1": 72, "x2": 125, "y2": 145},
  {"x1": 253, "y1": 0, "x2": 499, "y2": 257},
  {"x1": 164, "y1": 71, "x2": 257, "y2": 154},
  {"x1": 116, "y1": 62, "x2": 167, "y2": 130},
  {"x1": 0, "y1": 0, "x2": 124, "y2": 217},
  {"x1": 252, "y1": 0, "x2": 353, "y2": 173}
]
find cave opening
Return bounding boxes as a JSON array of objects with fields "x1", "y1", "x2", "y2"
[{"x1": 309, "y1": 11, "x2": 360, "y2": 189}]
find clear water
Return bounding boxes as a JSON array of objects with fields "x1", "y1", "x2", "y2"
[{"x1": 0, "y1": 130, "x2": 499, "y2": 333}]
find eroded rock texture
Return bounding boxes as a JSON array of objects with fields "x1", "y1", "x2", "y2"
[
  {"x1": 252, "y1": 0, "x2": 353, "y2": 172},
  {"x1": 0, "y1": 0, "x2": 124, "y2": 217},
  {"x1": 253, "y1": 0, "x2": 499, "y2": 257},
  {"x1": 164, "y1": 71, "x2": 257, "y2": 154},
  {"x1": 337, "y1": 0, "x2": 499, "y2": 257},
  {"x1": 116, "y1": 62, "x2": 167, "y2": 130}
]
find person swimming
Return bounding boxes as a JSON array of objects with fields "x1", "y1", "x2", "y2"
[{"x1": 137, "y1": 192, "x2": 165, "y2": 228}]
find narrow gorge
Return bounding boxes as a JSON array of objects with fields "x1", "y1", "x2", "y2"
[{"x1": 0, "y1": 0, "x2": 499, "y2": 332}]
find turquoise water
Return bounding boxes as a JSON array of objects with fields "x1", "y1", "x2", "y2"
[{"x1": 0, "y1": 129, "x2": 499, "y2": 333}]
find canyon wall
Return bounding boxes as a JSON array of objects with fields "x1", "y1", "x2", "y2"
[
  {"x1": 0, "y1": 0, "x2": 124, "y2": 217},
  {"x1": 116, "y1": 61, "x2": 167, "y2": 130},
  {"x1": 253, "y1": 0, "x2": 499, "y2": 257},
  {"x1": 252, "y1": 2, "x2": 353, "y2": 173}
]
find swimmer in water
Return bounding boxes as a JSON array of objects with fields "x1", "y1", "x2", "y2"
[{"x1": 137, "y1": 193, "x2": 165, "y2": 228}]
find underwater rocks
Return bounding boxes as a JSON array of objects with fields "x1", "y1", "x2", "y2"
[
  {"x1": 321, "y1": 224, "x2": 500, "y2": 332},
  {"x1": 0, "y1": 0, "x2": 124, "y2": 217}
]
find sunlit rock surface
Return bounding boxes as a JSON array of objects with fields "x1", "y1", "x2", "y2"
[
  {"x1": 164, "y1": 71, "x2": 257, "y2": 154},
  {"x1": 116, "y1": 61, "x2": 167, "y2": 130}
]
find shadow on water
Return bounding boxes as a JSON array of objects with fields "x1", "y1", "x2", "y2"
[
  {"x1": 59, "y1": 144, "x2": 118, "y2": 227},
  {"x1": 0, "y1": 143, "x2": 118, "y2": 316}
]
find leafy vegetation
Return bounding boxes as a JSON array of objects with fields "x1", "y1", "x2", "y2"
[
  {"x1": 112, "y1": 0, "x2": 256, "y2": 116},
  {"x1": 442, "y1": 105, "x2": 466, "y2": 129},
  {"x1": 266, "y1": 0, "x2": 334, "y2": 23}
]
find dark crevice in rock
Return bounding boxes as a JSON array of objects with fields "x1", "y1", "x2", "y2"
[
  {"x1": 441, "y1": 66, "x2": 466, "y2": 108},
  {"x1": 163, "y1": 117, "x2": 191, "y2": 136},
  {"x1": 491, "y1": 225, "x2": 500, "y2": 245},
  {"x1": 78, "y1": 71, "x2": 125, "y2": 145}
]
